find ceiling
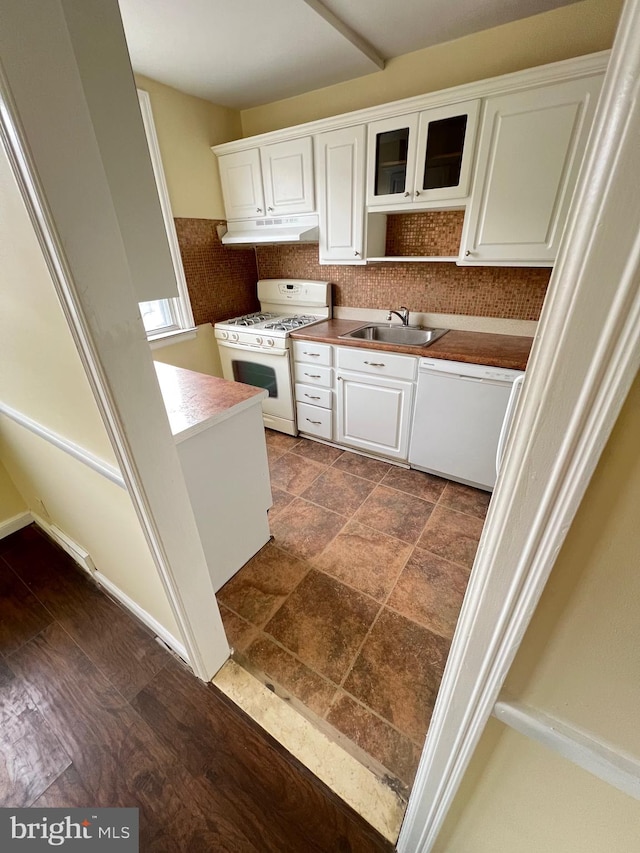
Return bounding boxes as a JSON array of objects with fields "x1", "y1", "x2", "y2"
[{"x1": 119, "y1": 0, "x2": 580, "y2": 110}]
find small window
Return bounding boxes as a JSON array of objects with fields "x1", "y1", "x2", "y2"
[{"x1": 139, "y1": 298, "x2": 180, "y2": 336}]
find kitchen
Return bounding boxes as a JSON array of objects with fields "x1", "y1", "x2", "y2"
[{"x1": 122, "y1": 0, "x2": 624, "y2": 832}]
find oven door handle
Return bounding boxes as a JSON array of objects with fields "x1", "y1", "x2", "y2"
[{"x1": 217, "y1": 341, "x2": 289, "y2": 356}]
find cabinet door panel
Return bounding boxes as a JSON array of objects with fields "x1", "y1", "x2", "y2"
[
  {"x1": 218, "y1": 149, "x2": 264, "y2": 220},
  {"x1": 367, "y1": 114, "x2": 419, "y2": 206},
  {"x1": 414, "y1": 100, "x2": 480, "y2": 203},
  {"x1": 336, "y1": 371, "x2": 414, "y2": 459},
  {"x1": 461, "y1": 76, "x2": 602, "y2": 264},
  {"x1": 317, "y1": 126, "x2": 366, "y2": 263},
  {"x1": 261, "y1": 137, "x2": 315, "y2": 215}
]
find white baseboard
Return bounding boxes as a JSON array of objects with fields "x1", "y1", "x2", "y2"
[
  {"x1": 32, "y1": 514, "x2": 188, "y2": 663},
  {"x1": 94, "y1": 570, "x2": 189, "y2": 663},
  {"x1": 33, "y1": 513, "x2": 96, "y2": 574},
  {"x1": 0, "y1": 511, "x2": 34, "y2": 539}
]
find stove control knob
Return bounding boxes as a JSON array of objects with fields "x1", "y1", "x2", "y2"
[
  {"x1": 220, "y1": 331, "x2": 228, "y2": 340},
  {"x1": 256, "y1": 336, "x2": 263, "y2": 345},
  {"x1": 266, "y1": 338, "x2": 275, "y2": 347},
  {"x1": 231, "y1": 332, "x2": 239, "y2": 341}
]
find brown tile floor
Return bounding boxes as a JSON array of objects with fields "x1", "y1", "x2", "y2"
[{"x1": 219, "y1": 430, "x2": 490, "y2": 792}]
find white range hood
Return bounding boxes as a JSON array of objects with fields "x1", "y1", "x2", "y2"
[{"x1": 218, "y1": 214, "x2": 319, "y2": 246}]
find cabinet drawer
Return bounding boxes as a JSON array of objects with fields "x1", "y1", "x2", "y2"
[
  {"x1": 294, "y1": 363, "x2": 332, "y2": 387},
  {"x1": 296, "y1": 402, "x2": 332, "y2": 439},
  {"x1": 295, "y1": 383, "x2": 332, "y2": 409},
  {"x1": 336, "y1": 347, "x2": 417, "y2": 380},
  {"x1": 293, "y1": 340, "x2": 332, "y2": 366}
]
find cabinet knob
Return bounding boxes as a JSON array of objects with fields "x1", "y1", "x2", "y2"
[
  {"x1": 415, "y1": 190, "x2": 421, "y2": 196},
  {"x1": 354, "y1": 250, "x2": 360, "y2": 257},
  {"x1": 268, "y1": 206, "x2": 274, "y2": 212},
  {"x1": 403, "y1": 191, "x2": 411, "y2": 197},
  {"x1": 465, "y1": 250, "x2": 471, "y2": 257},
  {"x1": 256, "y1": 207, "x2": 262, "y2": 213}
]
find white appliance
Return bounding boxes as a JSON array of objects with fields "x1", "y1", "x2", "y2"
[
  {"x1": 409, "y1": 358, "x2": 525, "y2": 491},
  {"x1": 218, "y1": 215, "x2": 319, "y2": 246},
  {"x1": 214, "y1": 279, "x2": 331, "y2": 435}
]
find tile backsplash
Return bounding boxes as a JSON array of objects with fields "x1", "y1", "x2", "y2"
[
  {"x1": 385, "y1": 211, "x2": 464, "y2": 257},
  {"x1": 176, "y1": 214, "x2": 551, "y2": 324},
  {"x1": 175, "y1": 218, "x2": 258, "y2": 325}
]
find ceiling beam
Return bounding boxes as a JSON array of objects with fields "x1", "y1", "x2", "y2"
[{"x1": 300, "y1": 0, "x2": 385, "y2": 70}]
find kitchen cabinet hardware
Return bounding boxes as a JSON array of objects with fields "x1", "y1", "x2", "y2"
[
  {"x1": 303, "y1": 351, "x2": 321, "y2": 357},
  {"x1": 354, "y1": 250, "x2": 360, "y2": 256},
  {"x1": 465, "y1": 250, "x2": 471, "y2": 256},
  {"x1": 415, "y1": 190, "x2": 421, "y2": 196},
  {"x1": 306, "y1": 418, "x2": 322, "y2": 425},
  {"x1": 364, "y1": 361, "x2": 386, "y2": 367},
  {"x1": 268, "y1": 206, "x2": 274, "y2": 212},
  {"x1": 304, "y1": 373, "x2": 321, "y2": 378},
  {"x1": 304, "y1": 393, "x2": 321, "y2": 400},
  {"x1": 257, "y1": 207, "x2": 262, "y2": 213},
  {"x1": 404, "y1": 191, "x2": 411, "y2": 197}
]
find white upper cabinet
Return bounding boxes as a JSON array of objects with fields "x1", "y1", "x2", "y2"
[
  {"x1": 260, "y1": 137, "x2": 315, "y2": 216},
  {"x1": 218, "y1": 137, "x2": 314, "y2": 220},
  {"x1": 460, "y1": 75, "x2": 603, "y2": 266},
  {"x1": 218, "y1": 148, "x2": 265, "y2": 220},
  {"x1": 316, "y1": 125, "x2": 366, "y2": 264},
  {"x1": 366, "y1": 101, "x2": 480, "y2": 209}
]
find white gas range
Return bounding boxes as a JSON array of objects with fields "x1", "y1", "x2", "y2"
[{"x1": 214, "y1": 279, "x2": 331, "y2": 435}]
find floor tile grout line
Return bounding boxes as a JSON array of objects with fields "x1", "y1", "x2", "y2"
[
  {"x1": 334, "y1": 683, "x2": 429, "y2": 750},
  {"x1": 240, "y1": 626, "x2": 341, "y2": 698}
]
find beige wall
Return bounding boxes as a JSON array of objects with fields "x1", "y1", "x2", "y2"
[
  {"x1": 135, "y1": 74, "x2": 242, "y2": 219},
  {"x1": 435, "y1": 369, "x2": 640, "y2": 851},
  {"x1": 0, "y1": 458, "x2": 26, "y2": 523},
  {"x1": 0, "y1": 137, "x2": 180, "y2": 639},
  {"x1": 0, "y1": 422, "x2": 180, "y2": 637},
  {"x1": 241, "y1": 0, "x2": 622, "y2": 136},
  {"x1": 152, "y1": 323, "x2": 222, "y2": 377}
]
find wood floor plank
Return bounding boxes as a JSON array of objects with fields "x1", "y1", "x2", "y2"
[
  {"x1": 32, "y1": 766, "x2": 93, "y2": 808},
  {"x1": 132, "y1": 658, "x2": 392, "y2": 853},
  {"x1": 1, "y1": 525, "x2": 393, "y2": 852},
  {"x1": 7, "y1": 623, "x2": 262, "y2": 852},
  {"x1": 0, "y1": 557, "x2": 53, "y2": 656},
  {"x1": 3, "y1": 527, "x2": 167, "y2": 700},
  {"x1": 0, "y1": 659, "x2": 71, "y2": 807}
]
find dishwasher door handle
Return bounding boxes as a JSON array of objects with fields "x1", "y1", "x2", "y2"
[{"x1": 496, "y1": 374, "x2": 525, "y2": 476}]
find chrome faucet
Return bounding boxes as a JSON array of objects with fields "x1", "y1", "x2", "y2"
[{"x1": 387, "y1": 306, "x2": 410, "y2": 326}]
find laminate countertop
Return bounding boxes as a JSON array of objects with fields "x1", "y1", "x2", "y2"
[
  {"x1": 290, "y1": 320, "x2": 533, "y2": 371},
  {"x1": 154, "y1": 361, "x2": 267, "y2": 442}
]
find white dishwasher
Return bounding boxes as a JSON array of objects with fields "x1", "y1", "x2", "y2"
[{"x1": 409, "y1": 358, "x2": 524, "y2": 491}]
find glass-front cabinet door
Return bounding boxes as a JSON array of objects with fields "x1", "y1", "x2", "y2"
[
  {"x1": 367, "y1": 114, "x2": 420, "y2": 206},
  {"x1": 367, "y1": 100, "x2": 479, "y2": 207},
  {"x1": 414, "y1": 100, "x2": 480, "y2": 203}
]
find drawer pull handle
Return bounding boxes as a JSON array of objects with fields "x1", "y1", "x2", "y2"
[
  {"x1": 304, "y1": 352, "x2": 320, "y2": 357},
  {"x1": 364, "y1": 361, "x2": 385, "y2": 367},
  {"x1": 304, "y1": 394, "x2": 321, "y2": 400},
  {"x1": 304, "y1": 373, "x2": 321, "y2": 378},
  {"x1": 306, "y1": 418, "x2": 322, "y2": 425}
]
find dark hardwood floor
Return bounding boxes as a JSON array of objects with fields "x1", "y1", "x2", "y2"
[{"x1": 0, "y1": 525, "x2": 393, "y2": 852}]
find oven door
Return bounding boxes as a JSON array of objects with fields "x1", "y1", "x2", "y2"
[{"x1": 217, "y1": 341, "x2": 294, "y2": 423}]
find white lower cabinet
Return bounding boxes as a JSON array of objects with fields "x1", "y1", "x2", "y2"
[
  {"x1": 293, "y1": 341, "x2": 333, "y2": 440},
  {"x1": 335, "y1": 369, "x2": 414, "y2": 460}
]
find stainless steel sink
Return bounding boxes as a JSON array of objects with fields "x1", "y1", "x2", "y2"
[{"x1": 339, "y1": 323, "x2": 449, "y2": 347}]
